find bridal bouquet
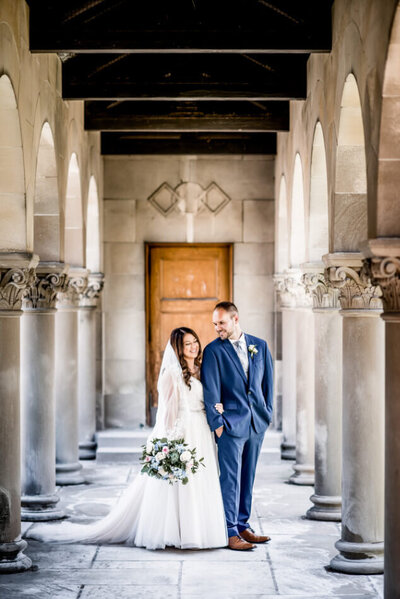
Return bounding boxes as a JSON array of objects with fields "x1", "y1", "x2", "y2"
[{"x1": 140, "y1": 437, "x2": 204, "y2": 485}]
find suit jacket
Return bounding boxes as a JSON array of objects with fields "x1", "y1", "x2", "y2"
[{"x1": 201, "y1": 333, "x2": 273, "y2": 438}]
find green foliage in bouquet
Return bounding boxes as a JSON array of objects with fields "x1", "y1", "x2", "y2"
[{"x1": 140, "y1": 437, "x2": 205, "y2": 485}]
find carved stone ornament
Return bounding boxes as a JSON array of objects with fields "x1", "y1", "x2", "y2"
[
  {"x1": 364, "y1": 257, "x2": 400, "y2": 313},
  {"x1": 56, "y1": 273, "x2": 88, "y2": 309},
  {"x1": 23, "y1": 272, "x2": 69, "y2": 310},
  {"x1": 274, "y1": 271, "x2": 312, "y2": 309},
  {"x1": 0, "y1": 267, "x2": 36, "y2": 311},
  {"x1": 79, "y1": 273, "x2": 105, "y2": 308},
  {"x1": 148, "y1": 180, "x2": 231, "y2": 217},
  {"x1": 326, "y1": 265, "x2": 382, "y2": 311},
  {"x1": 302, "y1": 272, "x2": 340, "y2": 310}
]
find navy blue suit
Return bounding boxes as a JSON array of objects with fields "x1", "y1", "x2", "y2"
[{"x1": 201, "y1": 334, "x2": 273, "y2": 537}]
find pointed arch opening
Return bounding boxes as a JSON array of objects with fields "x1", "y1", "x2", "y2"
[
  {"x1": 277, "y1": 176, "x2": 289, "y2": 272},
  {"x1": 0, "y1": 74, "x2": 26, "y2": 251},
  {"x1": 65, "y1": 153, "x2": 84, "y2": 266},
  {"x1": 377, "y1": 3, "x2": 400, "y2": 236},
  {"x1": 309, "y1": 122, "x2": 329, "y2": 261},
  {"x1": 34, "y1": 122, "x2": 60, "y2": 261},
  {"x1": 290, "y1": 154, "x2": 306, "y2": 267},
  {"x1": 334, "y1": 74, "x2": 367, "y2": 251},
  {"x1": 86, "y1": 176, "x2": 100, "y2": 272}
]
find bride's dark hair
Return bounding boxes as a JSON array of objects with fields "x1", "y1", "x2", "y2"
[{"x1": 170, "y1": 327, "x2": 202, "y2": 388}]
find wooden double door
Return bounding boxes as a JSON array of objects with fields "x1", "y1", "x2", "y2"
[{"x1": 146, "y1": 243, "x2": 232, "y2": 424}]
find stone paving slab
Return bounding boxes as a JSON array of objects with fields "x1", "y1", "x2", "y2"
[
  {"x1": 0, "y1": 584, "x2": 81, "y2": 599},
  {"x1": 181, "y1": 560, "x2": 277, "y2": 595},
  {"x1": 80, "y1": 585, "x2": 178, "y2": 599}
]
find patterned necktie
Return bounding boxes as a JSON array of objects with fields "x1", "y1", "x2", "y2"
[{"x1": 233, "y1": 340, "x2": 248, "y2": 378}]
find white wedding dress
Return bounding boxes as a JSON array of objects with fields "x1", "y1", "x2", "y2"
[{"x1": 27, "y1": 344, "x2": 227, "y2": 550}]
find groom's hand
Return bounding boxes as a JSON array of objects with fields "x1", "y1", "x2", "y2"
[{"x1": 215, "y1": 425, "x2": 224, "y2": 438}]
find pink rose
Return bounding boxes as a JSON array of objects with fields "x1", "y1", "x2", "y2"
[
  {"x1": 162, "y1": 446, "x2": 169, "y2": 454},
  {"x1": 145, "y1": 456, "x2": 151, "y2": 462}
]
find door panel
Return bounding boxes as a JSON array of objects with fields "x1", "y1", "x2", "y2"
[{"x1": 146, "y1": 244, "x2": 232, "y2": 424}]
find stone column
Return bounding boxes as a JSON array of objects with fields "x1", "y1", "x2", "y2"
[
  {"x1": 327, "y1": 254, "x2": 384, "y2": 574},
  {"x1": 303, "y1": 272, "x2": 342, "y2": 521},
  {"x1": 364, "y1": 242, "x2": 400, "y2": 596},
  {"x1": 275, "y1": 273, "x2": 297, "y2": 460},
  {"x1": 288, "y1": 274, "x2": 315, "y2": 486},
  {"x1": 78, "y1": 273, "x2": 104, "y2": 460},
  {"x1": 0, "y1": 254, "x2": 37, "y2": 572},
  {"x1": 20, "y1": 264, "x2": 68, "y2": 521},
  {"x1": 55, "y1": 270, "x2": 88, "y2": 485}
]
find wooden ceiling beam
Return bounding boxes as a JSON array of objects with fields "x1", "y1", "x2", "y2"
[
  {"x1": 28, "y1": 0, "x2": 332, "y2": 54},
  {"x1": 101, "y1": 132, "x2": 277, "y2": 155},
  {"x1": 62, "y1": 54, "x2": 307, "y2": 101},
  {"x1": 84, "y1": 101, "x2": 289, "y2": 131}
]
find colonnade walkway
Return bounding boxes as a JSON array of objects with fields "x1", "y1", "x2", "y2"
[{"x1": 1, "y1": 432, "x2": 383, "y2": 599}]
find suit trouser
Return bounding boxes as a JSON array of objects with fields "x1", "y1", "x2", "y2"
[{"x1": 217, "y1": 425, "x2": 264, "y2": 537}]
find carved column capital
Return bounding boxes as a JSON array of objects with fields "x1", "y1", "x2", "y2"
[
  {"x1": 364, "y1": 256, "x2": 400, "y2": 313},
  {"x1": 79, "y1": 273, "x2": 105, "y2": 308},
  {"x1": 302, "y1": 272, "x2": 341, "y2": 310},
  {"x1": 56, "y1": 269, "x2": 89, "y2": 309},
  {"x1": 0, "y1": 267, "x2": 36, "y2": 311},
  {"x1": 325, "y1": 265, "x2": 382, "y2": 311},
  {"x1": 274, "y1": 271, "x2": 300, "y2": 308},
  {"x1": 23, "y1": 265, "x2": 69, "y2": 311}
]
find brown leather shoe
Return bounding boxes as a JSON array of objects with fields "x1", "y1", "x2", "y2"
[
  {"x1": 240, "y1": 528, "x2": 271, "y2": 544},
  {"x1": 228, "y1": 535, "x2": 255, "y2": 551}
]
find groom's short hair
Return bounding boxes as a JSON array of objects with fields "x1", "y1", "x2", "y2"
[{"x1": 214, "y1": 301, "x2": 238, "y2": 315}]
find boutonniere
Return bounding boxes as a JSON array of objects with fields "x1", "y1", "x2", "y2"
[{"x1": 248, "y1": 344, "x2": 258, "y2": 358}]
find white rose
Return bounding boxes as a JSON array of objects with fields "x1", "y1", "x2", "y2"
[
  {"x1": 159, "y1": 467, "x2": 167, "y2": 476},
  {"x1": 155, "y1": 452, "x2": 165, "y2": 461},
  {"x1": 180, "y1": 450, "x2": 192, "y2": 463},
  {"x1": 146, "y1": 442, "x2": 154, "y2": 454}
]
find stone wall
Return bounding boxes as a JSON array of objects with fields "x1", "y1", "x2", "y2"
[{"x1": 103, "y1": 155, "x2": 275, "y2": 427}]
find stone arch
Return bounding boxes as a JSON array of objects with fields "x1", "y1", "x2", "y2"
[
  {"x1": 333, "y1": 73, "x2": 367, "y2": 251},
  {"x1": 86, "y1": 176, "x2": 100, "y2": 272},
  {"x1": 277, "y1": 175, "x2": 289, "y2": 272},
  {"x1": 309, "y1": 122, "x2": 329, "y2": 261},
  {"x1": 65, "y1": 153, "x2": 84, "y2": 266},
  {"x1": 0, "y1": 74, "x2": 26, "y2": 251},
  {"x1": 290, "y1": 153, "x2": 306, "y2": 267},
  {"x1": 376, "y1": 2, "x2": 400, "y2": 236},
  {"x1": 34, "y1": 122, "x2": 60, "y2": 261}
]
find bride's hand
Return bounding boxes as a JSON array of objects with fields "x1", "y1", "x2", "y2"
[{"x1": 214, "y1": 403, "x2": 224, "y2": 414}]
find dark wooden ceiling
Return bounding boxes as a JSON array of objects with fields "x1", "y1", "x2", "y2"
[{"x1": 27, "y1": 0, "x2": 332, "y2": 155}]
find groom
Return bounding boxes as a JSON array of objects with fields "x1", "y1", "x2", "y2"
[{"x1": 201, "y1": 301, "x2": 273, "y2": 551}]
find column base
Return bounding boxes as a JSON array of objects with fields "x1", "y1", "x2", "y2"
[
  {"x1": 306, "y1": 494, "x2": 341, "y2": 522},
  {"x1": 330, "y1": 539, "x2": 384, "y2": 574},
  {"x1": 79, "y1": 440, "x2": 97, "y2": 460},
  {"x1": 21, "y1": 493, "x2": 64, "y2": 521},
  {"x1": 0, "y1": 540, "x2": 32, "y2": 573},
  {"x1": 280, "y1": 441, "x2": 296, "y2": 460},
  {"x1": 289, "y1": 463, "x2": 315, "y2": 486},
  {"x1": 56, "y1": 461, "x2": 85, "y2": 486}
]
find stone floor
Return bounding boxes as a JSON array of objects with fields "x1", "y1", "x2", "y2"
[{"x1": 1, "y1": 434, "x2": 384, "y2": 599}]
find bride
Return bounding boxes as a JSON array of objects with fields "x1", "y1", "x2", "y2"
[{"x1": 27, "y1": 327, "x2": 228, "y2": 550}]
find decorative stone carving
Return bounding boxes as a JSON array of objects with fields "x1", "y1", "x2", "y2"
[
  {"x1": 0, "y1": 267, "x2": 36, "y2": 311},
  {"x1": 326, "y1": 265, "x2": 382, "y2": 311},
  {"x1": 79, "y1": 273, "x2": 105, "y2": 308},
  {"x1": 364, "y1": 256, "x2": 400, "y2": 313},
  {"x1": 302, "y1": 272, "x2": 340, "y2": 310},
  {"x1": 56, "y1": 272, "x2": 89, "y2": 309},
  {"x1": 148, "y1": 180, "x2": 231, "y2": 217},
  {"x1": 23, "y1": 271, "x2": 69, "y2": 311},
  {"x1": 274, "y1": 272, "x2": 301, "y2": 308}
]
